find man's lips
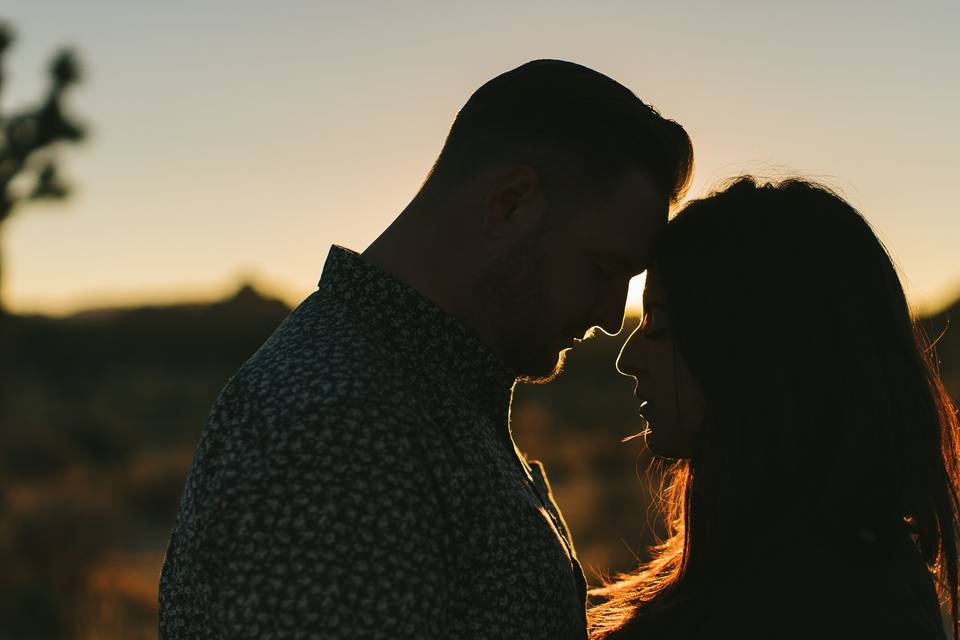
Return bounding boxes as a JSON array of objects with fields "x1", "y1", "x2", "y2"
[{"x1": 563, "y1": 331, "x2": 588, "y2": 347}]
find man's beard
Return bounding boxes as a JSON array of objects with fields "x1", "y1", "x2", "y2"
[
  {"x1": 474, "y1": 233, "x2": 567, "y2": 383},
  {"x1": 518, "y1": 348, "x2": 568, "y2": 385}
]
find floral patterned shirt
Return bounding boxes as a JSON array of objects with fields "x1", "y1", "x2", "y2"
[{"x1": 159, "y1": 245, "x2": 588, "y2": 639}]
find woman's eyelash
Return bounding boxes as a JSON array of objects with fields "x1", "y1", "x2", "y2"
[{"x1": 639, "y1": 312, "x2": 666, "y2": 338}]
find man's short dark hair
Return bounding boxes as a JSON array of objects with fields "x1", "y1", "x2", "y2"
[{"x1": 426, "y1": 59, "x2": 694, "y2": 205}]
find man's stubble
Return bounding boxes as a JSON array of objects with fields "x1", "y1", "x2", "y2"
[{"x1": 474, "y1": 229, "x2": 568, "y2": 384}]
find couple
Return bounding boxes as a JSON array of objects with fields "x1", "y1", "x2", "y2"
[{"x1": 159, "y1": 60, "x2": 959, "y2": 639}]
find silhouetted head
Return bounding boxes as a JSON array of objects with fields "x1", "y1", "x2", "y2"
[
  {"x1": 607, "y1": 177, "x2": 960, "y2": 636},
  {"x1": 419, "y1": 59, "x2": 693, "y2": 381}
]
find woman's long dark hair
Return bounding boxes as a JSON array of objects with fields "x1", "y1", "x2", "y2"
[{"x1": 591, "y1": 177, "x2": 960, "y2": 637}]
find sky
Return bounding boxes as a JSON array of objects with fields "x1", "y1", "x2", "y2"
[{"x1": 2, "y1": 0, "x2": 958, "y2": 316}]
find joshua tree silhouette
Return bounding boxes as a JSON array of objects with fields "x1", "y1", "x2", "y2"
[{"x1": 0, "y1": 22, "x2": 86, "y2": 313}]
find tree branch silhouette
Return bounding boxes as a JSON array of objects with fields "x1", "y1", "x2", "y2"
[{"x1": 0, "y1": 21, "x2": 87, "y2": 313}]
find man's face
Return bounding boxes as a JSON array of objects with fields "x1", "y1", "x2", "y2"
[{"x1": 477, "y1": 170, "x2": 668, "y2": 382}]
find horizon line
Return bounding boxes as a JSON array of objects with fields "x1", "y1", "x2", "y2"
[{"x1": 8, "y1": 275, "x2": 960, "y2": 320}]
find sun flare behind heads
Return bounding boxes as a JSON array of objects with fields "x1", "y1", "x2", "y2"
[{"x1": 626, "y1": 272, "x2": 647, "y2": 318}]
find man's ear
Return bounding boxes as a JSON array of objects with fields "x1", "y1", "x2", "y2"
[{"x1": 480, "y1": 166, "x2": 545, "y2": 240}]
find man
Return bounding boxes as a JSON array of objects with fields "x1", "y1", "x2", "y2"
[{"x1": 159, "y1": 59, "x2": 692, "y2": 639}]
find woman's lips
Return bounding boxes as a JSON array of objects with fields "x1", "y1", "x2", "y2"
[{"x1": 622, "y1": 399, "x2": 652, "y2": 442}]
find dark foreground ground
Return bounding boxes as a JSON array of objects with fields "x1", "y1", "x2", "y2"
[{"x1": 1, "y1": 285, "x2": 957, "y2": 639}]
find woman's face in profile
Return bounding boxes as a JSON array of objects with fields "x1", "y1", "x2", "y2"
[{"x1": 617, "y1": 272, "x2": 706, "y2": 458}]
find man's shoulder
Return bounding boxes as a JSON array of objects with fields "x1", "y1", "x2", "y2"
[
  {"x1": 242, "y1": 289, "x2": 378, "y2": 375},
  {"x1": 225, "y1": 289, "x2": 417, "y2": 411},
  {"x1": 209, "y1": 373, "x2": 429, "y2": 453}
]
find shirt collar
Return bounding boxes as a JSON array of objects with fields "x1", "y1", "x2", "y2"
[{"x1": 318, "y1": 245, "x2": 517, "y2": 416}]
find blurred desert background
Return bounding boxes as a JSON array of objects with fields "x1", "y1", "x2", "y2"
[
  {"x1": 1, "y1": 2, "x2": 958, "y2": 638},
  {"x1": 3, "y1": 288, "x2": 958, "y2": 638}
]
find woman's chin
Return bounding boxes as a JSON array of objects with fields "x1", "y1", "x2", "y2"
[{"x1": 645, "y1": 428, "x2": 692, "y2": 460}]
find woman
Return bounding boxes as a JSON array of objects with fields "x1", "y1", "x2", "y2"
[{"x1": 591, "y1": 177, "x2": 959, "y2": 639}]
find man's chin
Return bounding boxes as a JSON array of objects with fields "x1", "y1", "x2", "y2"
[{"x1": 515, "y1": 349, "x2": 568, "y2": 385}]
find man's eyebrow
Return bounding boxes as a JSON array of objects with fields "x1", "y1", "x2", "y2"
[{"x1": 629, "y1": 260, "x2": 647, "y2": 275}]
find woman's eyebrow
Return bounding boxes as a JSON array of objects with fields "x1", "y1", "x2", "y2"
[{"x1": 616, "y1": 254, "x2": 643, "y2": 275}]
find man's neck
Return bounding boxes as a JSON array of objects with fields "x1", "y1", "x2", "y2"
[
  {"x1": 362, "y1": 211, "x2": 512, "y2": 372},
  {"x1": 362, "y1": 208, "x2": 465, "y2": 323}
]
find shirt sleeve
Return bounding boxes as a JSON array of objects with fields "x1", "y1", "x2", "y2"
[{"x1": 205, "y1": 400, "x2": 449, "y2": 639}]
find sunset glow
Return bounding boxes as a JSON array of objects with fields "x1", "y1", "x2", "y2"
[{"x1": 3, "y1": 1, "x2": 957, "y2": 316}]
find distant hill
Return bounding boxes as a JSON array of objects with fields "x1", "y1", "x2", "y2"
[
  {"x1": 3, "y1": 281, "x2": 956, "y2": 407},
  {"x1": 3, "y1": 281, "x2": 956, "y2": 414},
  {"x1": 1, "y1": 283, "x2": 292, "y2": 372}
]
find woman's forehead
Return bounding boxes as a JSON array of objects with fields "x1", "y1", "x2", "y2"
[{"x1": 642, "y1": 270, "x2": 663, "y2": 301}]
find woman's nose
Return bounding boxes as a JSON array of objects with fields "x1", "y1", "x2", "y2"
[{"x1": 616, "y1": 324, "x2": 645, "y2": 378}]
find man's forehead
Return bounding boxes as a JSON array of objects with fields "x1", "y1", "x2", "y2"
[
  {"x1": 618, "y1": 169, "x2": 668, "y2": 208},
  {"x1": 599, "y1": 173, "x2": 667, "y2": 268},
  {"x1": 605, "y1": 171, "x2": 668, "y2": 230}
]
